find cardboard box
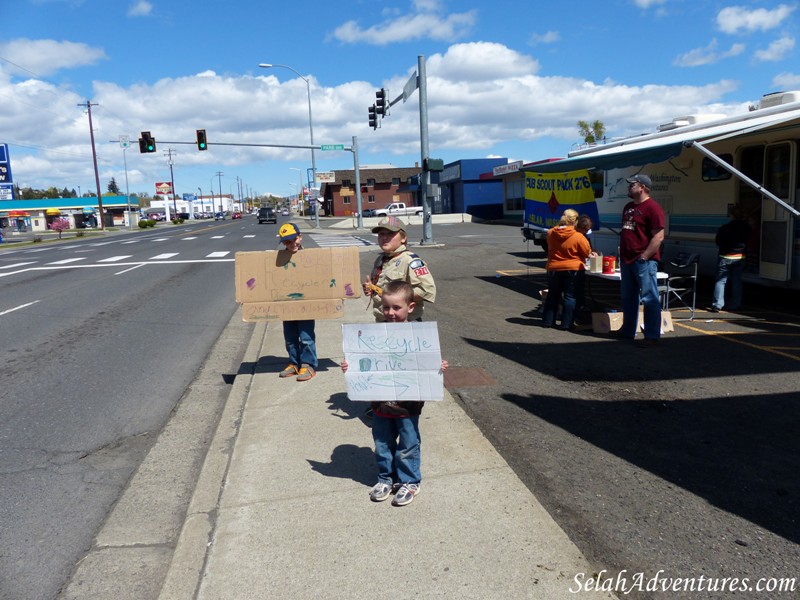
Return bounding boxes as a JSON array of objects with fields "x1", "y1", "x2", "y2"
[
  {"x1": 588, "y1": 253, "x2": 604, "y2": 273},
  {"x1": 235, "y1": 247, "x2": 361, "y2": 322},
  {"x1": 593, "y1": 309, "x2": 674, "y2": 334}
]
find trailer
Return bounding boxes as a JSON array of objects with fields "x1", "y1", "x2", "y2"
[{"x1": 525, "y1": 91, "x2": 800, "y2": 288}]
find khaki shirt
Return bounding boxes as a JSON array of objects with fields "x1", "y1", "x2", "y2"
[{"x1": 370, "y1": 245, "x2": 437, "y2": 321}]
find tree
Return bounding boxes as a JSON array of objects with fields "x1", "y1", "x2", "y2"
[
  {"x1": 578, "y1": 120, "x2": 607, "y2": 145},
  {"x1": 107, "y1": 178, "x2": 121, "y2": 195},
  {"x1": 50, "y1": 217, "x2": 70, "y2": 239}
]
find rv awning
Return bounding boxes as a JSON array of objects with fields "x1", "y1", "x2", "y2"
[{"x1": 529, "y1": 104, "x2": 800, "y2": 174}]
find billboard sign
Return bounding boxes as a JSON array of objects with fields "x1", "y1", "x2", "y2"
[{"x1": 155, "y1": 181, "x2": 173, "y2": 195}]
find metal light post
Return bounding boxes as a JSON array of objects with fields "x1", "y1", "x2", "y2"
[
  {"x1": 197, "y1": 187, "x2": 202, "y2": 217},
  {"x1": 259, "y1": 63, "x2": 319, "y2": 228}
]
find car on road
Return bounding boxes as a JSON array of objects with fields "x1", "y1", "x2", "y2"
[
  {"x1": 281, "y1": 208, "x2": 290, "y2": 216},
  {"x1": 231, "y1": 211, "x2": 242, "y2": 220},
  {"x1": 214, "y1": 212, "x2": 226, "y2": 220},
  {"x1": 257, "y1": 207, "x2": 277, "y2": 224}
]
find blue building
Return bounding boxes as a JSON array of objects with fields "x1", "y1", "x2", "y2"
[{"x1": 438, "y1": 158, "x2": 506, "y2": 220}]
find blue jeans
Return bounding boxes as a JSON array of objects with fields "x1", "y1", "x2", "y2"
[
  {"x1": 713, "y1": 257, "x2": 744, "y2": 310},
  {"x1": 372, "y1": 415, "x2": 421, "y2": 485},
  {"x1": 542, "y1": 270, "x2": 579, "y2": 329},
  {"x1": 282, "y1": 320, "x2": 317, "y2": 368},
  {"x1": 620, "y1": 259, "x2": 661, "y2": 340}
]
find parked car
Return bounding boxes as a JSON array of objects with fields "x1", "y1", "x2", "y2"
[
  {"x1": 214, "y1": 212, "x2": 226, "y2": 220},
  {"x1": 231, "y1": 211, "x2": 242, "y2": 220},
  {"x1": 257, "y1": 207, "x2": 277, "y2": 224}
]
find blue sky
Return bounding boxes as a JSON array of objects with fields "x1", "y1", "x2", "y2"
[{"x1": 3, "y1": 0, "x2": 799, "y2": 201}]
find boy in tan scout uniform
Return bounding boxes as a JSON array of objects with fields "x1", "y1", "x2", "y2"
[{"x1": 364, "y1": 216, "x2": 436, "y2": 322}]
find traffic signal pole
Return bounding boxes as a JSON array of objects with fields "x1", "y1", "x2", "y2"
[{"x1": 417, "y1": 55, "x2": 434, "y2": 245}]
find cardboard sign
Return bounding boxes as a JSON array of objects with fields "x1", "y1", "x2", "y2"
[
  {"x1": 592, "y1": 309, "x2": 673, "y2": 334},
  {"x1": 342, "y1": 322, "x2": 444, "y2": 402},
  {"x1": 235, "y1": 247, "x2": 361, "y2": 322}
]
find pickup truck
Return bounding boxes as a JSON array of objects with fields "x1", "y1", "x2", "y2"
[{"x1": 371, "y1": 202, "x2": 423, "y2": 217}]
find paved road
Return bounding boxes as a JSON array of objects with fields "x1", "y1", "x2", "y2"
[
  {"x1": 384, "y1": 222, "x2": 800, "y2": 599},
  {"x1": 0, "y1": 218, "x2": 293, "y2": 600}
]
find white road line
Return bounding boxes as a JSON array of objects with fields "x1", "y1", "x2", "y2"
[
  {"x1": 98, "y1": 255, "x2": 133, "y2": 263},
  {"x1": 121, "y1": 240, "x2": 140, "y2": 244},
  {"x1": 243, "y1": 235, "x2": 255, "y2": 238},
  {"x1": 211, "y1": 236, "x2": 225, "y2": 239},
  {"x1": 47, "y1": 258, "x2": 86, "y2": 265},
  {"x1": 181, "y1": 237, "x2": 198, "y2": 241},
  {"x1": 150, "y1": 253, "x2": 179, "y2": 260},
  {"x1": 206, "y1": 251, "x2": 230, "y2": 258},
  {"x1": 153, "y1": 238, "x2": 169, "y2": 241},
  {"x1": 0, "y1": 300, "x2": 40, "y2": 317},
  {"x1": 0, "y1": 262, "x2": 37, "y2": 269},
  {"x1": 115, "y1": 264, "x2": 147, "y2": 275}
]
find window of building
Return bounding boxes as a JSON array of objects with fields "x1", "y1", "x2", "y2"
[
  {"x1": 702, "y1": 153, "x2": 733, "y2": 181},
  {"x1": 391, "y1": 178, "x2": 400, "y2": 186},
  {"x1": 504, "y1": 178, "x2": 524, "y2": 211},
  {"x1": 367, "y1": 178, "x2": 376, "y2": 187},
  {"x1": 342, "y1": 179, "x2": 352, "y2": 188},
  {"x1": 367, "y1": 195, "x2": 376, "y2": 204},
  {"x1": 343, "y1": 196, "x2": 351, "y2": 205}
]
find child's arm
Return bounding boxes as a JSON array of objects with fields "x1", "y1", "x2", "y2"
[
  {"x1": 441, "y1": 360, "x2": 448, "y2": 372},
  {"x1": 341, "y1": 359, "x2": 349, "y2": 373}
]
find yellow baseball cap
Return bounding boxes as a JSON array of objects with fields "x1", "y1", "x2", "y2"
[{"x1": 278, "y1": 222, "x2": 300, "y2": 241}]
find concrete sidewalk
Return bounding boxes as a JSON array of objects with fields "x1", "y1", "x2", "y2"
[{"x1": 159, "y1": 298, "x2": 615, "y2": 600}]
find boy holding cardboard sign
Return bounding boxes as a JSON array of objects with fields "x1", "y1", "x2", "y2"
[
  {"x1": 277, "y1": 223, "x2": 318, "y2": 382},
  {"x1": 341, "y1": 281, "x2": 448, "y2": 506}
]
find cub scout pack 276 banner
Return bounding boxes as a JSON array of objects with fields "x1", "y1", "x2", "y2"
[{"x1": 524, "y1": 169, "x2": 600, "y2": 230}]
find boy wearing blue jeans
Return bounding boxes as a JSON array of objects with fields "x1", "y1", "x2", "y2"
[
  {"x1": 341, "y1": 281, "x2": 448, "y2": 506},
  {"x1": 277, "y1": 223, "x2": 317, "y2": 382}
]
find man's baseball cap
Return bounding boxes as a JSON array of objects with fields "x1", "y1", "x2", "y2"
[
  {"x1": 626, "y1": 174, "x2": 653, "y2": 188},
  {"x1": 371, "y1": 216, "x2": 407, "y2": 233},
  {"x1": 277, "y1": 222, "x2": 300, "y2": 241}
]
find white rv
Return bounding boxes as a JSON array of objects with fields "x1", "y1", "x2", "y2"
[{"x1": 528, "y1": 91, "x2": 800, "y2": 288}]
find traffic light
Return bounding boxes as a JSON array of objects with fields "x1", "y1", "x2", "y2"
[
  {"x1": 138, "y1": 131, "x2": 156, "y2": 153},
  {"x1": 368, "y1": 105, "x2": 377, "y2": 130},
  {"x1": 376, "y1": 88, "x2": 387, "y2": 116},
  {"x1": 196, "y1": 129, "x2": 207, "y2": 151}
]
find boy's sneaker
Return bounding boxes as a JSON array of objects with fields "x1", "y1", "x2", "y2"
[
  {"x1": 279, "y1": 364, "x2": 298, "y2": 378},
  {"x1": 392, "y1": 483, "x2": 420, "y2": 506},
  {"x1": 369, "y1": 482, "x2": 392, "y2": 502},
  {"x1": 296, "y1": 364, "x2": 316, "y2": 381}
]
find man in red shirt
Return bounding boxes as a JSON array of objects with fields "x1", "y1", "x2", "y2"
[{"x1": 618, "y1": 174, "x2": 665, "y2": 346}]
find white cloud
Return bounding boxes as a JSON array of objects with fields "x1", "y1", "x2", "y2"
[
  {"x1": 530, "y1": 31, "x2": 560, "y2": 45},
  {"x1": 127, "y1": 1, "x2": 153, "y2": 17},
  {"x1": 2, "y1": 39, "x2": 748, "y2": 192},
  {"x1": 717, "y1": 4, "x2": 795, "y2": 34},
  {"x1": 772, "y1": 71, "x2": 800, "y2": 88},
  {"x1": 754, "y1": 35, "x2": 795, "y2": 62},
  {"x1": 0, "y1": 39, "x2": 107, "y2": 77},
  {"x1": 330, "y1": 3, "x2": 476, "y2": 45},
  {"x1": 633, "y1": 0, "x2": 667, "y2": 8},
  {"x1": 673, "y1": 39, "x2": 745, "y2": 67}
]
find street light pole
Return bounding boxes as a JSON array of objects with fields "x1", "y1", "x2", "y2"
[
  {"x1": 259, "y1": 63, "x2": 319, "y2": 228},
  {"x1": 216, "y1": 171, "x2": 224, "y2": 212}
]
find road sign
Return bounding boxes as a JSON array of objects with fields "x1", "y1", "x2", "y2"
[
  {"x1": 119, "y1": 135, "x2": 130, "y2": 149},
  {"x1": 320, "y1": 144, "x2": 344, "y2": 151}
]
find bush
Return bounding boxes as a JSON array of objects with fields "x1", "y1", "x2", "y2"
[
  {"x1": 138, "y1": 219, "x2": 157, "y2": 228},
  {"x1": 171, "y1": 217, "x2": 185, "y2": 225},
  {"x1": 50, "y1": 217, "x2": 71, "y2": 239},
  {"x1": 33, "y1": 235, "x2": 43, "y2": 243}
]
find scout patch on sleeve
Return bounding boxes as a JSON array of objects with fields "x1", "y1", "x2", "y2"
[
  {"x1": 409, "y1": 259, "x2": 425, "y2": 270},
  {"x1": 414, "y1": 266, "x2": 430, "y2": 276}
]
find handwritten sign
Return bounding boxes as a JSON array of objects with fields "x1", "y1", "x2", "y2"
[{"x1": 342, "y1": 322, "x2": 444, "y2": 401}]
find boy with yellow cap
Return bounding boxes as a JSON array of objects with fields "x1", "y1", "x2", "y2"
[{"x1": 277, "y1": 223, "x2": 317, "y2": 381}]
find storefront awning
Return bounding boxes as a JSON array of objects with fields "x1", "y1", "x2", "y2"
[
  {"x1": 45, "y1": 208, "x2": 61, "y2": 216},
  {"x1": 8, "y1": 210, "x2": 30, "y2": 217},
  {"x1": 82, "y1": 207, "x2": 96, "y2": 213}
]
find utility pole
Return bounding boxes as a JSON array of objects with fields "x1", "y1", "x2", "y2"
[
  {"x1": 79, "y1": 100, "x2": 105, "y2": 230},
  {"x1": 165, "y1": 148, "x2": 178, "y2": 217},
  {"x1": 216, "y1": 171, "x2": 224, "y2": 212}
]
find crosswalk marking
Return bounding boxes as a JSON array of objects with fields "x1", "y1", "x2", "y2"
[
  {"x1": 206, "y1": 251, "x2": 230, "y2": 258},
  {"x1": 0, "y1": 262, "x2": 36, "y2": 269},
  {"x1": 151, "y1": 253, "x2": 179, "y2": 260},
  {"x1": 98, "y1": 255, "x2": 132, "y2": 263},
  {"x1": 47, "y1": 258, "x2": 85, "y2": 265},
  {"x1": 308, "y1": 233, "x2": 376, "y2": 248}
]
